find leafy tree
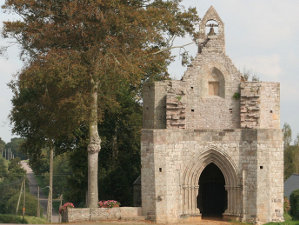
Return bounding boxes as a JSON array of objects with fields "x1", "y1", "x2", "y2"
[
  {"x1": 6, "y1": 192, "x2": 43, "y2": 216},
  {"x1": 0, "y1": 138, "x2": 5, "y2": 156},
  {"x1": 65, "y1": 86, "x2": 142, "y2": 206},
  {"x1": 294, "y1": 134, "x2": 299, "y2": 147},
  {"x1": 0, "y1": 157, "x2": 26, "y2": 214},
  {"x1": 0, "y1": 155, "x2": 9, "y2": 181},
  {"x1": 45, "y1": 152, "x2": 71, "y2": 198},
  {"x1": 5, "y1": 138, "x2": 26, "y2": 160},
  {"x1": 3, "y1": 0, "x2": 198, "y2": 207},
  {"x1": 27, "y1": 148, "x2": 49, "y2": 175},
  {"x1": 285, "y1": 146, "x2": 297, "y2": 180},
  {"x1": 290, "y1": 189, "x2": 299, "y2": 219},
  {"x1": 283, "y1": 123, "x2": 292, "y2": 149},
  {"x1": 283, "y1": 123, "x2": 299, "y2": 180}
]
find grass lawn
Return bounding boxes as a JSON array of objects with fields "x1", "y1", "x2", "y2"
[
  {"x1": 265, "y1": 221, "x2": 299, "y2": 225},
  {"x1": 264, "y1": 213, "x2": 299, "y2": 225}
]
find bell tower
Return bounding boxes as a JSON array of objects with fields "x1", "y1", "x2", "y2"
[{"x1": 198, "y1": 6, "x2": 225, "y2": 54}]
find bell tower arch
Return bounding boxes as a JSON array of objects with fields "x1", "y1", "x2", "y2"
[{"x1": 199, "y1": 6, "x2": 225, "y2": 53}]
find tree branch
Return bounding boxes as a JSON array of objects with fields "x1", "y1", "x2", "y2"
[{"x1": 152, "y1": 42, "x2": 194, "y2": 55}]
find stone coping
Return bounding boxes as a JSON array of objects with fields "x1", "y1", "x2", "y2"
[{"x1": 62, "y1": 207, "x2": 142, "y2": 223}]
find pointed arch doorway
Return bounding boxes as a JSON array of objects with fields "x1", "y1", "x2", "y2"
[
  {"x1": 181, "y1": 149, "x2": 241, "y2": 219},
  {"x1": 197, "y1": 163, "x2": 227, "y2": 217}
]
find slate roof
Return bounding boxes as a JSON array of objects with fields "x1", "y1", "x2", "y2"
[{"x1": 284, "y1": 174, "x2": 299, "y2": 198}]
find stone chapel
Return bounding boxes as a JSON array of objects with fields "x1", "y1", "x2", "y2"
[{"x1": 141, "y1": 6, "x2": 284, "y2": 224}]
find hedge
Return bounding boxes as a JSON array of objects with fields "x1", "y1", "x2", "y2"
[
  {"x1": 0, "y1": 214, "x2": 46, "y2": 224},
  {"x1": 290, "y1": 189, "x2": 299, "y2": 219}
]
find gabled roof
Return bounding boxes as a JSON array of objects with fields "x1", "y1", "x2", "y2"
[
  {"x1": 202, "y1": 6, "x2": 224, "y2": 24},
  {"x1": 284, "y1": 174, "x2": 299, "y2": 198}
]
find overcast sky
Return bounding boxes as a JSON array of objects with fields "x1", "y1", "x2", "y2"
[{"x1": 1, "y1": 0, "x2": 299, "y2": 143}]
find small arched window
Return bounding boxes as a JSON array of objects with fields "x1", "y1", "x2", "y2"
[{"x1": 208, "y1": 68, "x2": 225, "y2": 97}]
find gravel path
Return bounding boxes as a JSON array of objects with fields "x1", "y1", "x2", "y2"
[
  {"x1": 20, "y1": 160, "x2": 59, "y2": 222},
  {"x1": 59, "y1": 219, "x2": 238, "y2": 225}
]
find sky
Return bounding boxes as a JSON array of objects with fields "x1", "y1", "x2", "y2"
[{"x1": 0, "y1": 0, "x2": 299, "y2": 143}]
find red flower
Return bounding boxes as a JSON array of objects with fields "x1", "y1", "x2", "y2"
[{"x1": 59, "y1": 202, "x2": 75, "y2": 214}]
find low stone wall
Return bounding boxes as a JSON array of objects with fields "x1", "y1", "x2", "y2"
[{"x1": 62, "y1": 207, "x2": 143, "y2": 223}]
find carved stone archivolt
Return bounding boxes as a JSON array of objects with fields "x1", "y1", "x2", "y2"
[{"x1": 181, "y1": 148, "x2": 241, "y2": 217}]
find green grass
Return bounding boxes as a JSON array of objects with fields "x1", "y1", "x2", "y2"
[
  {"x1": 264, "y1": 213, "x2": 299, "y2": 225},
  {"x1": 25, "y1": 215, "x2": 47, "y2": 224},
  {"x1": 0, "y1": 214, "x2": 47, "y2": 224},
  {"x1": 265, "y1": 221, "x2": 299, "y2": 225}
]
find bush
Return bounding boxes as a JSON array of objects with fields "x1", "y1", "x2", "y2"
[
  {"x1": 0, "y1": 214, "x2": 24, "y2": 223},
  {"x1": 0, "y1": 214, "x2": 47, "y2": 224},
  {"x1": 290, "y1": 189, "x2": 299, "y2": 219},
  {"x1": 6, "y1": 192, "x2": 43, "y2": 216},
  {"x1": 98, "y1": 200, "x2": 120, "y2": 208}
]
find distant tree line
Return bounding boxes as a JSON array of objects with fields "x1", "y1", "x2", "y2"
[
  {"x1": 283, "y1": 123, "x2": 299, "y2": 180},
  {"x1": 0, "y1": 138, "x2": 26, "y2": 160}
]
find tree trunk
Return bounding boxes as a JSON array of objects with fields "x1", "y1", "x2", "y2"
[{"x1": 87, "y1": 77, "x2": 101, "y2": 208}]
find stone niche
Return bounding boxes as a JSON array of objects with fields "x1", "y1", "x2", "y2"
[{"x1": 141, "y1": 6, "x2": 283, "y2": 225}]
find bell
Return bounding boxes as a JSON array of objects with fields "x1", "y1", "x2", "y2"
[{"x1": 208, "y1": 27, "x2": 216, "y2": 36}]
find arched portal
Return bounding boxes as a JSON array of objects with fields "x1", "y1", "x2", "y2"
[
  {"x1": 198, "y1": 163, "x2": 227, "y2": 217},
  {"x1": 181, "y1": 149, "x2": 241, "y2": 218}
]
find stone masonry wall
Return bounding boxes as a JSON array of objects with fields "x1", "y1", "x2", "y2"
[
  {"x1": 182, "y1": 53, "x2": 241, "y2": 130},
  {"x1": 63, "y1": 207, "x2": 143, "y2": 223},
  {"x1": 240, "y1": 82, "x2": 261, "y2": 128},
  {"x1": 256, "y1": 130, "x2": 284, "y2": 223},
  {"x1": 141, "y1": 129, "x2": 284, "y2": 224},
  {"x1": 166, "y1": 94, "x2": 186, "y2": 129},
  {"x1": 259, "y1": 83, "x2": 280, "y2": 129},
  {"x1": 240, "y1": 82, "x2": 280, "y2": 129},
  {"x1": 143, "y1": 82, "x2": 167, "y2": 129}
]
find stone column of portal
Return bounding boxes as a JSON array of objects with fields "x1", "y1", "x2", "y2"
[
  {"x1": 182, "y1": 185, "x2": 189, "y2": 215},
  {"x1": 190, "y1": 186, "x2": 194, "y2": 214},
  {"x1": 188, "y1": 186, "x2": 192, "y2": 214},
  {"x1": 236, "y1": 186, "x2": 242, "y2": 216},
  {"x1": 224, "y1": 185, "x2": 233, "y2": 215},
  {"x1": 231, "y1": 187, "x2": 237, "y2": 215},
  {"x1": 224, "y1": 186, "x2": 241, "y2": 217},
  {"x1": 193, "y1": 186, "x2": 200, "y2": 215},
  {"x1": 182, "y1": 186, "x2": 186, "y2": 215}
]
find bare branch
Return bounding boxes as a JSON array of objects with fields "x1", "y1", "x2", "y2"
[{"x1": 152, "y1": 42, "x2": 194, "y2": 55}]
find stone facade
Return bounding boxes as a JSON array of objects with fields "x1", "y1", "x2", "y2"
[{"x1": 141, "y1": 6, "x2": 284, "y2": 224}]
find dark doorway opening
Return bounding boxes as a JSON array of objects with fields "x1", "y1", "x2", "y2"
[{"x1": 197, "y1": 163, "x2": 227, "y2": 218}]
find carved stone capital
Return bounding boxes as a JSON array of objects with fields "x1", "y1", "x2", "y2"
[{"x1": 88, "y1": 139, "x2": 101, "y2": 154}]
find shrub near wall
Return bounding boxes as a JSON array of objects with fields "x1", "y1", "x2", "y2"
[{"x1": 290, "y1": 189, "x2": 299, "y2": 219}]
